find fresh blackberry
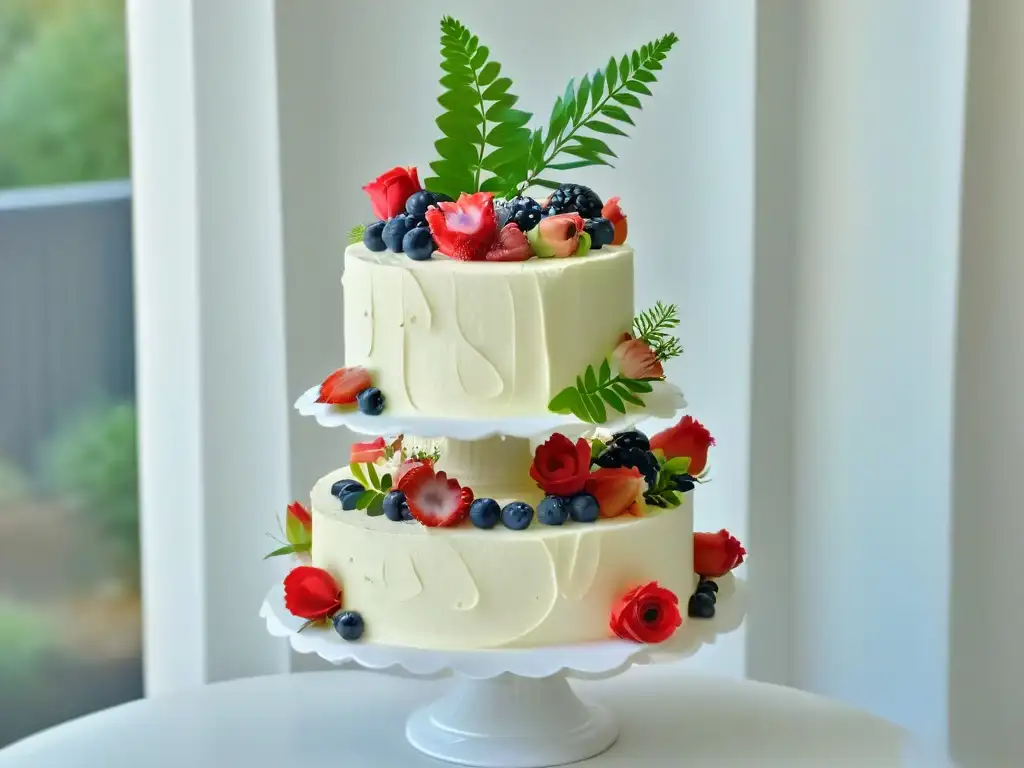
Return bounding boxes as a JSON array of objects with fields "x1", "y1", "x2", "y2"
[
  {"x1": 608, "y1": 430, "x2": 650, "y2": 452},
  {"x1": 545, "y1": 183, "x2": 604, "y2": 219},
  {"x1": 497, "y1": 196, "x2": 543, "y2": 232},
  {"x1": 595, "y1": 445, "x2": 659, "y2": 489}
]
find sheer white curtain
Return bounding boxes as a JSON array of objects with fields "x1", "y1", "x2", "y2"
[{"x1": 129, "y1": 1, "x2": 1022, "y2": 764}]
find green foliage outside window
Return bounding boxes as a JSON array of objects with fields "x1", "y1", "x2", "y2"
[{"x1": 0, "y1": 0, "x2": 129, "y2": 190}]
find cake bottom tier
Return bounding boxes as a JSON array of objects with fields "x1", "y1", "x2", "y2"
[{"x1": 311, "y1": 468, "x2": 696, "y2": 650}]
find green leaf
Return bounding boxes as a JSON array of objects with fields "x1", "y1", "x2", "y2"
[
  {"x1": 626, "y1": 81, "x2": 653, "y2": 96},
  {"x1": 661, "y1": 457, "x2": 692, "y2": 477},
  {"x1": 549, "y1": 160, "x2": 597, "y2": 171},
  {"x1": 532, "y1": 178, "x2": 561, "y2": 190},
  {"x1": 492, "y1": 107, "x2": 531, "y2": 127},
  {"x1": 634, "y1": 69, "x2": 657, "y2": 83},
  {"x1": 366, "y1": 497, "x2": 385, "y2": 516},
  {"x1": 355, "y1": 489, "x2": 378, "y2": 510},
  {"x1": 263, "y1": 544, "x2": 296, "y2": 560},
  {"x1": 631, "y1": 50, "x2": 641, "y2": 70},
  {"x1": 612, "y1": 383, "x2": 646, "y2": 407},
  {"x1": 430, "y1": 159, "x2": 477, "y2": 184},
  {"x1": 529, "y1": 129, "x2": 544, "y2": 166},
  {"x1": 441, "y1": 72, "x2": 472, "y2": 88},
  {"x1": 591, "y1": 439, "x2": 607, "y2": 461},
  {"x1": 286, "y1": 511, "x2": 311, "y2": 549},
  {"x1": 606, "y1": 56, "x2": 618, "y2": 89},
  {"x1": 348, "y1": 224, "x2": 366, "y2": 246},
  {"x1": 613, "y1": 92, "x2": 643, "y2": 109},
  {"x1": 470, "y1": 45, "x2": 489, "y2": 68},
  {"x1": 549, "y1": 387, "x2": 580, "y2": 414},
  {"x1": 438, "y1": 87, "x2": 478, "y2": 111},
  {"x1": 591, "y1": 70, "x2": 605, "y2": 109},
  {"x1": 585, "y1": 393, "x2": 608, "y2": 423},
  {"x1": 482, "y1": 77, "x2": 512, "y2": 99},
  {"x1": 619, "y1": 54, "x2": 630, "y2": 82},
  {"x1": 480, "y1": 176, "x2": 510, "y2": 193},
  {"x1": 478, "y1": 61, "x2": 500, "y2": 85},
  {"x1": 435, "y1": 138, "x2": 479, "y2": 164},
  {"x1": 600, "y1": 388, "x2": 626, "y2": 414},
  {"x1": 562, "y1": 79, "x2": 575, "y2": 124},
  {"x1": 349, "y1": 463, "x2": 368, "y2": 487},
  {"x1": 586, "y1": 120, "x2": 629, "y2": 137},
  {"x1": 660, "y1": 490, "x2": 682, "y2": 507},
  {"x1": 366, "y1": 462, "x2": 380, "y2": 489},
  {"x1": 441, "y1": 58, "x2": 472, "y2": 75},
  {"x1": 574, "y1": 136, "x2": 618, "y2": 157},
  {"x1": 562, "y1": 145, "x2": 608, "y2": 164},
  {"x1": 584, "y1": 364, "x2": 598, "y2": 392},
  {"x1": 620, "y1": 378, "x2": 654, "y2": 393},
  {"x1": 486, "y1": 124, "x2": 531, "y2": 147},
  {"x1": 641, "y1": 43, "x2": 650, "y2": 60},
  {"x1": 575, "y1": 75, "x2": 591, "y2": 122},
  {"x1": 482, "y1": 144, "x2": 529, "y2": 172},
  {"x1": 380, "y1": 473, "x2": 393, "y2": 492},
  {"x1": 600, "y1": 105, "x2": 635, "y2": 125},
  {"x1": 436, "y1": 112, "x2": 483, "y2": 142},
  {"x1": 646, "y1": 60, "x2": 663, "y2": 71},
  {"x1": 599, "y1": 358, "x2": 612, "y2": 383}
]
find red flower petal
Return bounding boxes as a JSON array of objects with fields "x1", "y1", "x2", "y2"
[
  {"x1": 283, "y1": 566, "x2": 341, "y2": 621},
  {"x1": 612, "y1": 338, "x2": 665, "y2": 380},
  {"x1": 286, "y1": 501, "x2": 312, "y2": 528},
  {"x1": 610, "y1": 581, "x2": 681, "y2": 643},
  {"x1": 362, "y1": 166, "x2": 421, "y2": 220},
  {"x1": 530, "y1": 433, "x2": 590, "y2": 497},
  {"x1": 584, "y1": 467, "x2": 645, "y2": 518},
  {"x1": 649, "y1": 415, "x2": 716, "y2": 475},
  {"x1": 693, "y1": 530, "x2": 746, "y2": 577}
]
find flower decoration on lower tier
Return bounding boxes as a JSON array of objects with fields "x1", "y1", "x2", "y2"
[
  {"x1": 315, "y1": 366, "x2": 386, "y2": 416},
  {"x1": 548, "y1": 302, "x2": 683, "y2": 424},
  {"x1": 346, "y1": 14, "x2": 672, "y2": 261},
  {"x1": 264, "y1": 501, "x2": 312, "y2": 560},
  {"x1": 283, "y1": 566, "x2": 366, "y2": 641},
  {"x1": 610, "y1": 581, "x2": 682, "y2": 643},
  {"x1": 687, "y1": 530, "x2": 746, "y2": 620}
]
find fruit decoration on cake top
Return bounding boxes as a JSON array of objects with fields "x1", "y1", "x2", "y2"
[{"x1": 347, "y1": 16, "x2": 678, "y2": 262}]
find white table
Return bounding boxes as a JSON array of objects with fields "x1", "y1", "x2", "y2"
[{"x1": 0, "y1": 667, "x2": 947, "y2": 767}]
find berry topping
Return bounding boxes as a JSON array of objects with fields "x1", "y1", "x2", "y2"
[
  {"x1": 496, "y1": 196, "x2": 543, "y2": 232},
  {"x1": 382, "y1": 214, "x2": 419, "y2": 252},
  {"x1": 527, "y1": 212, "x2": 586, "y2": 258},
  {"x1": 601, "y1": 197, "x2": 628, "y2": 245},
  {"x1": 394, "y1": 457, "x2": 434, "y2": 491},
  {"x1": 424, "y1": 191, "x2": 498, "y2": 261},
  {"x1": 583, "y1": 466, "x2": 646, "y2": 518},
  {"x1": 382, "y1": 490, "x2": 407, "y2": 522},
  {"x1": 584, "y1": 217, "x2": 615, "y2": 250},
  {"x1": 671, "y1": 474, "x2": 696, "y2": 493},
  {"x1": 362, "y1": 220, "x2": 387, "y2": 252},
  {"x1": 485, "y1": 223, "x2": 534, "y2": 262},
  {"x1": 688, "y1": 591, "x2": 716, "y2": 619},
  {"x1": 568, "y1": 493, "x2": 600, "y2": 523},
  {"x1": 331, "y1": 478, "x2": 364, "y2": 499},
  {"x1": 545, "y1": 183, "x2": 604, "y2": 219},
  {"x1": 469, "y1": 498, "x2": 501, "y2": 529},
  {"x1": 501, "y1": 501, "x2": 534, "y2": 530},
  {"x1": 403, "y1": 226, "x2": 436, "y2": 261},
  {"x1": 333, "y1": 610, "x2": 365, "y2": 641},
  {"x1": 340, "y1": 490, "x2": 363, "y2": 510},
  {"x1": 356, "y1": 387, "x2": 386, "y2": 415},
  {"x1": 595, "y1": 445, "x2": 659, "y2": 489},
  {"x1": 537, "y1": 495, "x2": 570, "y2": 526},
  {"x1": 316, "y1": 367, "x2": 373, "y2": 405},
  {"x1": 608, "y1": 429, "x2": 651, "y2": 451},
  {"x1": 405, "y1": 190, "x2": 439, "y2": 219},
  {"x1": 697, "y1": 579, "x2": 719, "y2": 595},
  {"x1": 402, "y1": 467, "x2": 474, "y2": 527}
]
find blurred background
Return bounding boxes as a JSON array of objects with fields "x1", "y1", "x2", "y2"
[{"x1": 0, "y1": 0, "x2": 138, "y2": 747}]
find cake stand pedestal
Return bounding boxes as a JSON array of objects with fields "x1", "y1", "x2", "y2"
[{"x1": 260, "y1": 574, "x2": 745, "y2": 767}]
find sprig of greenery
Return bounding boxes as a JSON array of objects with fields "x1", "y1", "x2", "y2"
[
  {"x1": 548, "y1": 357, "x2": 656, "y2": 424},
  {"x1": 509, "y1": 33, "x2": 679, "y2": 195},
  {"x1": 349, "y1": 462, "x2": 393, "y2": 517},
  {"x1": 643, "y1": 456, "x2": 693, "y2": 508},
  {"x1": 633, "y1": 301, "x2": 683, "y2": 362},
  {"x1": 426, "y1": 17, "x2": 533, "y2": 199},
  {"x1": 410, "y1": 446, "x2": 441, "y2": 463},
  {"x1": 348, "y1": 224, "x2": 366, "y2": 245}
]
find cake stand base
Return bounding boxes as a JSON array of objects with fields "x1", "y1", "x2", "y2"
[{"x1": 405, "y1": 672, "x2": 617, "y2": 768}]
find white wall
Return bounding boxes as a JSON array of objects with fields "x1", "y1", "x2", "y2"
[{"x1": 273, "y1": 0, "x2": 757, "y2": 677}]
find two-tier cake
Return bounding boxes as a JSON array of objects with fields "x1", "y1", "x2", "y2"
[{"x1": 267, "y1": 15, "x2": 746, "y2": 651}]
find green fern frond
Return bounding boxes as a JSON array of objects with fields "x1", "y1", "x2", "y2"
[
  {"x1": 348, "y1": 224, "x2": 366, "y2": 245},
  {"x1": 633, "y1": 302, "x2": 683, "y2": 362}
]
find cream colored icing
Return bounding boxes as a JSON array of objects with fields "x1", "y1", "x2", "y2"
[
  {"x1": 342, "y1": 244, "x2": 634, "y2": 418},
  {"x1": 310, "y1": 464, "x2": 695, "y2": 649}
]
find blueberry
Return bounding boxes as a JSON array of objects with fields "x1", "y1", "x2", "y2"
[
  {"x1": 501, "y1": 501, "x2": 534, "y2": 531},
  {"x1": 405, "y1": 191, "x2": 437, "y2": 218},
  {"x1": 403, "y1": 226, "x2": 436, "y2": 261},
  {"x1": 609, "y1": 430, "x2": 650, "y2": 451},
  {"x1": 688, "y1": 591, "x2": 716, "y2": 619},
  {"x1": 469, "y1": 498, "x2": 501, "y2": 529},
  {"x1": 400, "y1": 502, "x2": 413, "y2": 520},
  {"x1": 697, "y1": 579, "x2": 719, "y2": 594},
  {"x1": 331, "y1": 479, "x2": 364, "y2": 499},
  {"x1": 568, "y1": 493, "x2": 600, "y2": 523},
  {"x1": 340, "y1": 490, "x2": 364, "y2": 510},
  {"x1": 537, "y1": 495, "x2": 570, "y2": 526},
  {"x1": 356, "y1": 386, "x2": 385, "y2": 415},
  {"x1": 671, "y1": 474, "x2": 696, "y2": 493},
  {"x1": 362, "y1": 220, "x2": 387, "y2": 252},
  {"x1": 333, "y1": 610, "x2": 365, "y2": 641},
  {"x1": 382, "y1": 214, "x2": 417, "y2": 252},
  {"x1": 383, "y1": 490, "x2": 407, "y2": 522},
  {"x1": 584, "y1": 218, "x2": 615, "y2": 249}
]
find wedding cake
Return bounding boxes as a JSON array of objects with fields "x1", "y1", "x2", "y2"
[{"x1": 268, "y1": 16, "x2": 746, "y2": 651}]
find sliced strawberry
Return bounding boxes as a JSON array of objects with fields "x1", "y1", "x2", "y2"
[
  {"x1": 316, "y1": 366, "x2": 373, "y2": 405},
  {"x1": 394, "y1": 457, "x2": 434, "y2": 490},
  {"x1": 403, "y1": 467, "x2": 473, "y2": 527},
  {"x1": 350, "y1": 437, "x2": 387, "y2": 464}
]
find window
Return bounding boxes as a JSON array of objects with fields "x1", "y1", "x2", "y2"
[{"x1": 0, "y1": 0, "x2": 138, "y2": 747}]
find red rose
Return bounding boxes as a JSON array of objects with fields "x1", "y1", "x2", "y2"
[
  {"x1": 530, "y1": 433, "x2": 592, "y2": 497},
  {"x1": 693, "y1": 529, "x2": 746, "y2": 577},
  {"x1": 610, "y1": 581, "x2": 682, "y2": 643},
  {"x1": 362, "y1": 166, "x2": 421, "y2": 220},
  {"x1": 612, "y1": 333, "x2": 665, "y2": 380},
  {"x1": 649, "y1": 415, "x2": 716, "y2": 475},
  {"x1": 584, "y1": 466, "x2": 646, "y2": 518},
  {"x1": 424, "y1": 192, "x2": 498, "y2": 261},
  {"x1": 283, "y1": 566, "x2": 341, "y2": 621}
]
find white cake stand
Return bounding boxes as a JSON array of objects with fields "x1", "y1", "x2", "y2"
[
  {"x1": 293, "y1": 381, "x2": 686, "y2": 439},
  {"x1": 260, "y1": 574, "x2": 745, "y2": 768}
]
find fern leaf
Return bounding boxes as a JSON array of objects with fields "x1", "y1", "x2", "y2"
[{"x1": 348, "y1": 224, "x2": 366, "y2": 245}]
